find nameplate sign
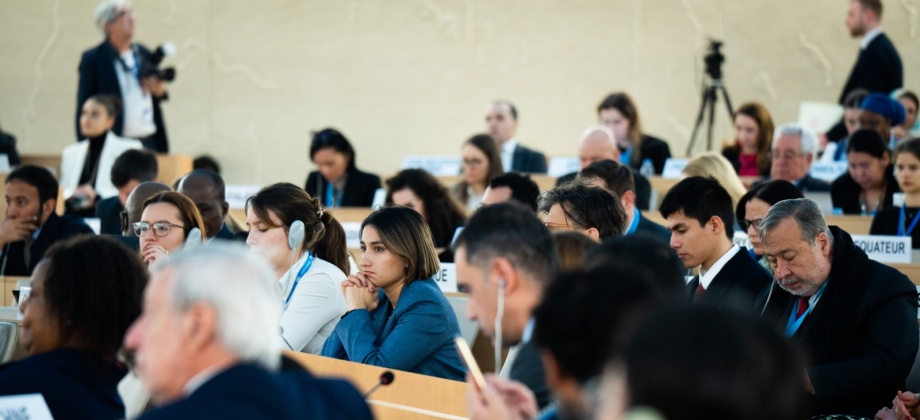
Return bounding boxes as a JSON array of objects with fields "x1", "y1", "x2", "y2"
[
  {"x1": 548, "y1": 157, "x2": 579, "y2": 177},
  {"x1": 732, "y1": 231, "x2": 751, "y2": 249},
  {"x1": 342, "y1": 222, "x2": 362, "y2": 249},
  {"x1": 0, "y1": 394, "x2": 53, "y2": 420},
  {"x1": 661, "y1": 158, "x2": 689, "y2": 179},
  {"x1": 401, "y1": 156, "x2": 461, "y2": 176},
  {"x1": 434, "y1": 263, "x2": 458, "y2": 293},
  {"x1": 850, "y1": 235, "x2": 912, "y2": 263},
  {"x1": 808, "y1": 162, "x2": 848, "y2": 182},
  {"x1": 226, "y1": 185, "x2": 263, "y2": 209}
]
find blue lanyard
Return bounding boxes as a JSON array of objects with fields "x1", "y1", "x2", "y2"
[
  {"x1": 898, "y1": 204, "x2": 920, "y2": 236},
  {"x1": 626, "y1": 208, "x2": 640, "y2": 235},
  {"x1": 785, "y1": 280, "x2": 829, "y2": 337},
  {"x1": 284, "y1": 252, "x2": 315, "y2": 310},
  {"x1": 324, "y1": 183, "x2": 334, "y2": 207}
]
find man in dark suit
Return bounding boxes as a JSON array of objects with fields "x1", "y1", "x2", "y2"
[
  {"x1": 77, "y1": 1, "x2": 170, "y2": 152},
  {"x1": 827, "y1": 0, "x2": 902, "y2": 142},
  {"x1": 177, "y1": 169, "x2": 241, "y2": 241},
  {"x1": 0, "y1": 166, "x2": 93, "y2": 276},
  {"x1": 660, "y1": 177, "x2": 770, "y2": 311},
  {"x1": 485, "y1": 101, "x2": 547, "y2": 173},
  {"x1": 126, "y1": 244, "x2": 371, "y2": 419},
  {"x1": 96, "y1": 148, "x2": 158, "y2": 235},
  {"x1": 454, "y1": 203, "x2": 558, "y2": 409},
  {"x1": 579, "y1": 159, "x2": 668, "y2": 240},
  {"x1": 554, "y1": 125, "x2": 653, "y2": 210},
  {"x1": 757, "y1": 198, "x2": 917, "y2": 417},
  {"x1": 763, "y1": 123, "x2": 830, "y2": 193}
]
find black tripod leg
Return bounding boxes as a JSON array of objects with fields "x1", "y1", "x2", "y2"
[
  {"x1": 719, "y1": 85, "x2": 734, "y2": 120},
  {"x1": 687, "y1": 87, "x2": 711, "y2": 156},
  {"x1": 706, "y1": 87, "x2": 717, "y2": 151}
]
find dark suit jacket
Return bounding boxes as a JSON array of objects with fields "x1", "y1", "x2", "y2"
[
  {"x1": 511, "y1": 144, "x2": 548, "y2": 173},
  {"x1": 634, "y1": 213, "x2": 670, "y2": 240},
  {"x1": 305, "y1": 166, "x2": 381, "y2": 207},
  {"x1": 629, "y1": 135, "x2": 672, "y2": 175},
  {"x1": 555, "y1": 171, "x2": 653, "y2": 211},
  {"x1": 687, "y1": 246, "x2": 771, "y2": 313},
  {"x1": 321, "y1": 278, "x2": 466, "y2": 381},
  {"x1": 509, "y1": 340, "x2": 551, "y2": 409},
  {"x1": 0, "y1": 348, "x2": 127, "y2": 420},
  {"x1": 77, "y1": 40, "x2": 169, "y2": 152},
  {"x1": 95, "y1": 196, "x2": 123, "y2": 235},
  {"x1": 2, "y1": 213, "x2": 93, "y2": 276},
  {"x1": 838, "y1": 33, "x2": 903, "y2": 103},
  {"x1": 831, "y1": 164, "x2": 899, "y2": 214},
  {"x1": 138, "y1": 361, "x2": 371, "y2": 419},
  {"x1": 757, "y1": 227, "x2": 918, "y2": 417}
]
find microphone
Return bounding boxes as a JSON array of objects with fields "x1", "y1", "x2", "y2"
[{"x1": 363, "y1": 371, "x2": 395, "y2": 398}]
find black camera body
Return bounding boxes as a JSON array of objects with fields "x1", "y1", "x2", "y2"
[
  {"x1": 139, "y1": 43, "x2": 177, "y2": 82},
  {"x1": 704, "y1": 39, "x2": 725, "y2": 80}
]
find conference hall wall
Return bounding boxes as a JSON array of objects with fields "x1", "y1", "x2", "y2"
[{"x1": 1, "y1": 0, "x2": 918, "y2": 184}]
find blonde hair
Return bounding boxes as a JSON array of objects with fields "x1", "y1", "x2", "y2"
[{"x1": 683, "y1": 152, "x2": 748, "y2": 207}]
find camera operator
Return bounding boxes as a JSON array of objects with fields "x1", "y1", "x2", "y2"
[{"x1": 76, "y1": 0, "x2": 171, "y2": 153}]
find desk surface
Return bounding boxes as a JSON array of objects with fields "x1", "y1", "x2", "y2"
[{"x1": 284, "y1": 351, "x2": 467, "y2": 420}]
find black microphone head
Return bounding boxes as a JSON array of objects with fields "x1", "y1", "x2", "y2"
[{"x1": 380, "y1": 371, "x2": 394, "y2": 385}]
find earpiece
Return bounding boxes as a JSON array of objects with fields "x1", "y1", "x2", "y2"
[
  {"x1": 288, "y1": 221, "x2": 305, "y2": 250},
  {"x1": 498, "y1": 278, "x2": 507, "y2": 288},
  {"x1": 184, "y1": 227, "x2": 202, "y2": 249}
]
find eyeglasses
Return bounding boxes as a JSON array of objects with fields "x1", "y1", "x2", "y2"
[
  {"x1": 771, "y1": 151, "x2": 804, "y2": 161},
  {"x1": 462, "y1": 158, "x2": 485, "y2": 166},
  {"x1": 133, "y1": 221, "x2": 185, "y2": 237},
  {"x1": 741, "y1": 218, "x2": 764, "y2": 232}
]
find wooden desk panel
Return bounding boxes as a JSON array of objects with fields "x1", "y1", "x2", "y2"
[
  {"x1": 825, "y1": 215, "x2": 873, "y2": 235},
  {"x1": 284, "y1": 351, "x2": 467, "y2": 419},
  {"x1": 155, "y1": 154, "x2": 193, "y2": 187},
  {"x1": 436, "y1": 175, "x2": 557, "y2": 193}
]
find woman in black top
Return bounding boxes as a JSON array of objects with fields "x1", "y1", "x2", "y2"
[
  {"x1": 304, "y1": 128, "x2": 381, "y2": 207},
  {"x1": 831, "y1": 129, "x2": 899, "y2": 215},
  {"x1": 385, "y1": 169, "x2": 466, "y2": 257},
  {"x1": 0, "y1": 236, "x2": 147, "y2": 419},
  {"x1": 871, "y1": 138, "x2": 920, "y2": 248},
  {"x1": 596, "y1": 92, "x2": 672, "y2": 174}
]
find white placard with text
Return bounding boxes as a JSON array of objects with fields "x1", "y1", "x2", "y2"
[
  {"x1": 342, "y1": 222, "x2": 362, "y2": 250},
  {"x1": 850, "y1": 235, "x2": 912, "y2": 263},
  {"x1": 401, "y1": 156, "x2": 461, "y2": 176},
  {"x1": 226, "y1": 185, "x2": 264, "y2": 209},
  {"x1": 661, "y1": 158, "x2": 689, "y2": 179},
  {"x1": 733, "y1": 231, "x2": 752, "y2": 249},
  {"x1": 548, "y1": 157, "x2": 579, "y2": 177},
  {"x1": 0, "y1": 394, "x2": 53, "y2": 420},
  {"x1": 434, "y1": 263, "x2": 458, "y2": 293},
  {"x1": 808, "y1": 162, "x2": 848, "y2": 182}
]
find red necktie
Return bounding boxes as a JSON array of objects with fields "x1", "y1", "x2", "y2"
[
  {"x1": 695, "y1": 283, "x2": 705, "y2": 304},
  {"x1": 796, "y1": 296, "x2": 810, "y2": 317}
]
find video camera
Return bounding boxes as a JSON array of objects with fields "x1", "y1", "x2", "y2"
[
  {"x1": 139, "y1": 42, "x2": 177, "y2": 82},
  {"x1": 704, "y1": 39, "x2": 725, "y2": 80}
]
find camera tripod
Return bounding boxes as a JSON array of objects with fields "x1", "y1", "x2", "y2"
[{"x1": 686, "y1": 77, "x2": 734, "y2": 156}]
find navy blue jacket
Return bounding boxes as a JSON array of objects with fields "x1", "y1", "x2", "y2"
[
  {"x1": 838, "y1": 33, "x2": 903, "y2": 103},
  {"x1": 95, "y1": 196, "x2": 123, "y2": 235},
  {"x1": 0, "y1": 348, "x2": 127, "y2": 420},
  {"x1": 139, "y1": 361, "x2": 371, "y2": 419},
  {"x1": 305, "y1": 166, "x2": 381, "y2": 207},
  {"x1": 2, "y1": 212, "x2": 93, "y2": 276},
  {"x1": 512, "y1": 144, "x2": 548, "y2": 173},
  {"x1": 321, "y1": 278, "x2": 466, "y2": 381}
]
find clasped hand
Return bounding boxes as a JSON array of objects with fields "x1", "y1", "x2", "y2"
[{"x1": 341, "y1": 273, "x2": 378, "y2": 311}]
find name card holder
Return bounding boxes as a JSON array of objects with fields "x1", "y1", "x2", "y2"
[
  {"x1": 547, "y1": 157, "x2": 579, "y2": 177},
  {"x1": 434, "y1": 263, "x2": 458, "y2": 293},
  {"x1": 0, "y1": 394, "x2": 53, "y2": 420},
  {"x1": 401, "y1": 156, "x2": 462, "y2": 177},
  {"x1": 808, "y1": 162, "x2": 848, "y2": 182},
  {"x1": 341, "y1": 222, "x2": 362, "y2": 249},
  {"x1": 661, "y1": 158, "x2": 689, "y2": 179},
  {"x1": 225, "y1": 185, "x2": 264, "y2": 209},
  {"x1": 850, "y1": 235, "x2": 912, "y2": 263}
]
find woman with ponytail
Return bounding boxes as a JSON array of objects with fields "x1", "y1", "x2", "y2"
[{"x1": 245, "y1": 183, "x2": 349, "y2": 354}]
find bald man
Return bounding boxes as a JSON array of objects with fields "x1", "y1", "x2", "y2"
[
  {"x1": 555, "y1": 125, "x2": 652, "y2": 210},
  {"x1": 122, "y1": 181, "x2": 171, "y2": 237},
  {"x1": 177, "y1": 170, "x2": 238, "y2": 240}
]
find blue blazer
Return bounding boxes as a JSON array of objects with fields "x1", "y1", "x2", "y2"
[
  {"x1": 321, "y1": 278, "x2": 466, "y2": 381},
  {"x1": 138, "y1": 361, "x2": 372, "y2": 419},
  {"x1": 0, "y1": 348, "x2": 127, "y2": 420}
]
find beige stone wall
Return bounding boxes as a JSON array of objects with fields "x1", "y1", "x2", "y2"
[{"x1": 1, "y1": 0, "x2": 917, "y2": 184}]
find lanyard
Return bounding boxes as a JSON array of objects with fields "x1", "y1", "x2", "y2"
[
  {"x1": 324, "y1": 181, "x2": 344, "y2": 208},
  {"x1": 899, "y1": 204, "x2": 920, "y2": 237},
  {"x1": 626, "y1": 208, "x2": 640, "y2": 235},
  {"x1": 784, "y1": 280, "x2": 829, "y2": 337},
  {"x1": 284, "y1": 252, "x2": 314, "y2": 310}
]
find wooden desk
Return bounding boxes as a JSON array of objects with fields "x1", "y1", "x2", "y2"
[
  {"x1": 1, "y1": 277, "x2": 29, "y2": 307},
  {"x1": 647, "y1": 176, "x2": 680, "y2": 208},
  {"x1": 825, "y1": 215, "x2": 873, "y2": 235},
  {"x1": 20, "y1": 155, "x2": 62, "y2": 178},
  {"x1": 156, "y1": 154, "x2": 193, "y2": 187},
  {"x1": 284, "y1": 352, "x2": 467, "y2": 420},
  {"x1": 435, "y1": 175, "x2": 557, "y2": 193}
]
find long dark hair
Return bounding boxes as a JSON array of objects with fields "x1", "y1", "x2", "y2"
[
  {"x1": 246, "y1": 183, "x2": 349, "y2": 273},
  {"x1": 385, "y1": 169, "x2": 466, "y2": 247},
  {"x1": 456, "y1": 134, "x2": 503, "y2": 203},
  {"x1": 309, "y1": 128, "x2": 357, "y2": 171}
]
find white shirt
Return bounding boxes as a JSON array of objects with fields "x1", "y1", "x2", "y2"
[
  {"x1": 114, "y1": 49, "x2": 156, "y2": 138},
  {"x1": 860, "y1": 27, "x2": 883, "y2": 50},
  {"x1": 59, "y1": 132, "x2": 143, "y2": 199},
  {"x1": 276, "y1": 253, "x2": 348, "y2": 354},
  {"x1": 500, "y1": 138, "x2": 518, "y2": 172},
  {"x1": 698, "y1": 244, "x2": 740, "y2": 290}
]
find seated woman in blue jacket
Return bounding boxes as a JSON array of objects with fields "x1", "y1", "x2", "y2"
[
  {"x1": 320, "y1": 206, "x2": 465, "y2": 381},
  {"x1": 0, "y1": 235, "x2": 147, "y2": 419}
]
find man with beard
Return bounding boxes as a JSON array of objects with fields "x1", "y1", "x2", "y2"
[{"x1": 757, "y1": 198, "x2": 917, "y2": 418}]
